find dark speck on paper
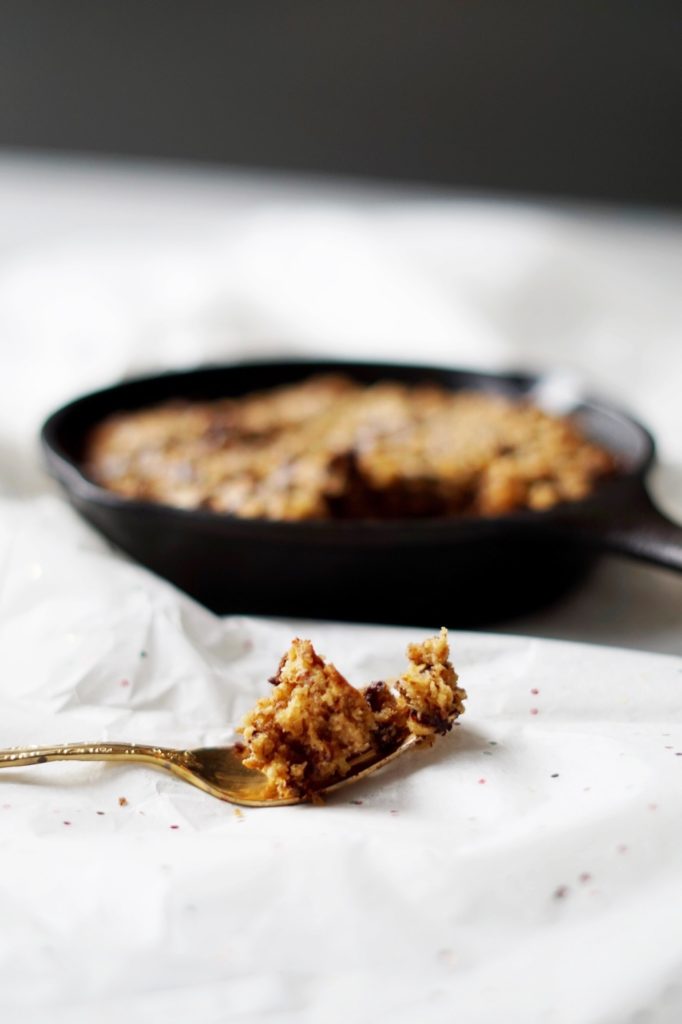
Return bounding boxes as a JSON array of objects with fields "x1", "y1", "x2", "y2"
[
  {"x1": 551, "y1": 773, "x2": 559, "y2": 778},
  {"x1": 553, "y1": 885, "x2": 569, "y2": 900}
]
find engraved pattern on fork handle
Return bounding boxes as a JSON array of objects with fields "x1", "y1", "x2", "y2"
[{"x1": 0, "y1": 742, "x2": 188, "y2": 769}]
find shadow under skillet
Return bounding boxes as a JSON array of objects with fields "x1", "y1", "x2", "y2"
[{"x1": 503, "y1": 556, "x2": 682, "y2": 657}]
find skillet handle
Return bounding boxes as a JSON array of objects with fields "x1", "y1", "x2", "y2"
[{"x1": 560, "y1": 487, "x2": 682, "y2": 574}]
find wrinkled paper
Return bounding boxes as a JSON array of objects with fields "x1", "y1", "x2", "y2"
[
  {"x1": 2, "y1": 168, "x2": 682, "y2": 1021},
  {"x1": 1, "y1": 497, "x2": 682, "y2": 1023}
]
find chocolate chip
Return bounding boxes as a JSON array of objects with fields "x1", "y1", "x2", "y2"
[{"x1": 364, "y1": 681, "x2": 388, "y2": 711}]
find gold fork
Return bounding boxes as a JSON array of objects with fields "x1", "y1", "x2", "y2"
[{"x1": 0, "y1": 735, "x2": 421, "y2": 807}]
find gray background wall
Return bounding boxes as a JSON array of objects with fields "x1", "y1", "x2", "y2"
[{"x1": 0, "y1": 0, "x2": 679, "y2": 206}]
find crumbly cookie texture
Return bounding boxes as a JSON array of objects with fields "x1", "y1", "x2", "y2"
[
  {"x1": 398, "y1": 628, "x2": 466, "y2": 736},
  {"x1": 239, "y1": 638, "x2": 378, "y2": 799},
  {"x1": 86, "y1": 375, "x2": 615, "y2": 521},
  {"x1": 238, "y1": 628, "x2": 466, "y2": 799}
]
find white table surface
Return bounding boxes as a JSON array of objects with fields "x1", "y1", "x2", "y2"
[{"x1": 1, "y1": 151, "x2": 681, "y2": 654}]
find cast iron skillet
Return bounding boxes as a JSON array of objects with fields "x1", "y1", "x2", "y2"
[{"x1": 41, "y1": 360, "x2": 682, "y2": 627}]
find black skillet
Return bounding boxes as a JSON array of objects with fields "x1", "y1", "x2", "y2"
[{"x1": 40, "y1": 360, "x2": 682, "y2": 627}]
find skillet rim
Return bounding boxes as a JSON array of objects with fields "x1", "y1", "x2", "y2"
[{"x1": 40, "y1": 358, "x2": 657, "y2": 544}]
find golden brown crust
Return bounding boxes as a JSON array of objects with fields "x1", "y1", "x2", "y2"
[
  {"x1": 239, "y1": 638, "x2": 378, "y2": 799},
  {"x1": 397, "y1": 628, "x2": 465, "y2": 737},
  {"x1": 86, "y1": 375, "x2": 615, "y2": 520},
  {"x1": 238, "y1": 629, "x2": 466, "y2": 799}
]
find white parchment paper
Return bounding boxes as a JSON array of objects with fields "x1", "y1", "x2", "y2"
[
  {"x1": 1, "y1": 497, "x2": 682, "y2": 1023},
  {"x1": 2, "y1": 159, "x2": 682, "y2": 1021}
]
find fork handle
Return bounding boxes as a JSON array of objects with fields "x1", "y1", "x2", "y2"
[{"x1": 0, "y1": 742, "x2": 184, "y2": 768}]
